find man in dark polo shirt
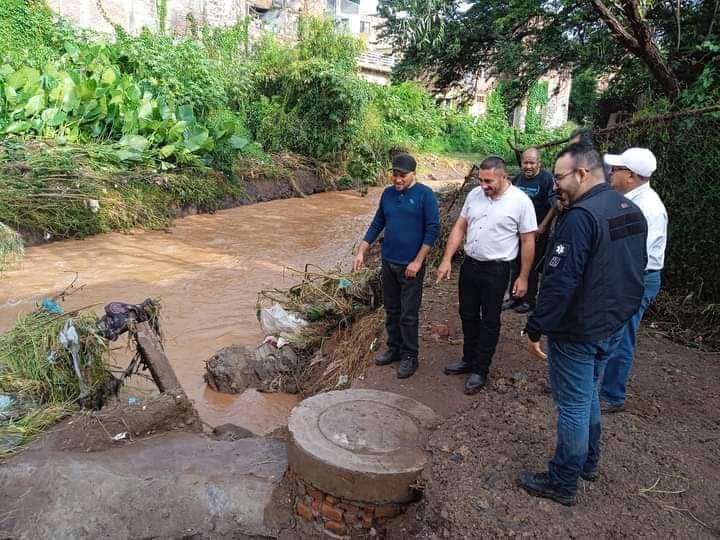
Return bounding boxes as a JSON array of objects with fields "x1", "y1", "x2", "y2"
[
  {"x1": 352, "y1": 153, "x2": 440, "y2": 379},
  {"x1": 505, "y1": 147, "x2": 556, "y2": 313}
]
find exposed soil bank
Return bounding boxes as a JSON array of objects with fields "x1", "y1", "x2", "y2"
[
  {"x1": 354, "y1": 270, "x2": 720, "y2": 539},
  {"x1": 20, "y1": 165, "x2": 332, "y2": 247}
]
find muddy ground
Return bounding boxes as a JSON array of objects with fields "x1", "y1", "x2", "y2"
[{"x1": 355, "y1": 268, "x2": 720, "y2": 539}]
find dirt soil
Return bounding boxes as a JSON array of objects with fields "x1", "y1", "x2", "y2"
[
  {"x1": 26, "y1": 391, "x2": 202, "y2": 454},
  {"x1": 354, "y1": 269, "x2": 720, "y2": 539}
]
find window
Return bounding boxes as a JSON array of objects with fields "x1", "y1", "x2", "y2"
[
  {"x1": 360, "y1": 21, "x2": 371, "y2": 34},
  {"x1": 326, "y1": 0, "x2": 337, "y2": 12}
]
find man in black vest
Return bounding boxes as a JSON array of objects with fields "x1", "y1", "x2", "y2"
[{"x1": 519, "y1": 143, "x2": 647, "y2": 506}]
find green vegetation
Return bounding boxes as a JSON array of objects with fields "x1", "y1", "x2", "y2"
[
  {"x1": 0, "y1": 2, "x2": 571, "y2": 242},
  {"x1": 0, "y1": 309, "x2": 112, "y2": 456}
]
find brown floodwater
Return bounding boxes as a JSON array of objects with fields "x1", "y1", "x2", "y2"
[{"x1": 0, "y1": 189, "x2": 381, "y2": 428}]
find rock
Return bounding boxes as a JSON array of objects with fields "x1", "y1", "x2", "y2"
[
  {"x1": 430, "y1": 322, "x2": 450, "y2": 339},
  {"x1": 252, "y1": 341, "x2": 299, "y2": 391},
  {"x1": 212, "y1": 423, "x2": 255, "y2": 441},
  {"x1": 203, "y1": 345, "x2": 257, "y2": 394}
]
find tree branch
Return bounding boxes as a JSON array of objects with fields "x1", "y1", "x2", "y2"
[{"x1": 590, "y1": 0, "x2": 641, "y2": 52}]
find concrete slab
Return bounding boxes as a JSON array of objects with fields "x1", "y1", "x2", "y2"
[
  {"x1": 288, "y1": 389, "x2": 438, "y2": 504},
  {"x1": 0, "y1": 432, "x2": 290, "y2": 539}
]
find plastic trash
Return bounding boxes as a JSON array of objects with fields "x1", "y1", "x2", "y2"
[
  {"x1": 338, "y1": 278, "x2": 351, "y2": 289},
  {"x1": 259, "y1": 303, "x2": 307, "y2": 336},
  {"x1": 0, "y1": 393, "x2": 15, "y2": 420},
  {"x1": 127, "y1": 397, "x2": 138, "y2": 406},
  {"x1": 40, "y1": 298, "x2": 64, "y2": 315},
  {"x1": 59, "y1": 319, "x2": 84, "y2": 387}
]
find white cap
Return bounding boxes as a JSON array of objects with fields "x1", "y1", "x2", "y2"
[{"x1": 604, "y1": 148, "x2": 657, "y2": 178}]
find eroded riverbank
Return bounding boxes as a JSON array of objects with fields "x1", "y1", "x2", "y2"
[{"x1": 0, "y1": 189, "x2": 381, "y2": 427}]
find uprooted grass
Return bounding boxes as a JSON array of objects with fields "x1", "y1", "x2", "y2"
[
  {"x1": 0, "y1": 309, "x2": 113, "y2": 457},
  {"x1": 0, "y1": 222, "x2": 23, "y2": 271},
  {"x1": 0, "y1": 138, "x2": 246, "y2": 240},
  {"x1": 646, "y1": 291, "x2": 720, "y2": 351},
  {"x1": 256, "y1": 265, "x2": 383, "y2": 393},
  {"x1": 257, "y1": 265, "x2": 381, "y2": 350},
  {"x1": 302, "y1": 309, "x2": 385, "y2": 395}
]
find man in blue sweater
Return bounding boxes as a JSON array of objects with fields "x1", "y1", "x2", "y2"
[{"x1": 352, "y1": 153, "x2": 440, "y2": 379}]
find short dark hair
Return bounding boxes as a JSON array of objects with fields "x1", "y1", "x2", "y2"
[
  {"x1": 478, "y1": 156, "x2": 507, "y2": 172},
  {"x1": 569, "y1": 128, "x2": 593, "y2": 145},
  {"x1": 557, "y1": 142, "x2": 603, "y2": 171}
]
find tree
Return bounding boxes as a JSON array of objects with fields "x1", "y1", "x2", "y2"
[{"x1": 378, "y1": 0, "x2": 720, "y2": 107}]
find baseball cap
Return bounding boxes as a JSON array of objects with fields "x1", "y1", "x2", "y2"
[
  {"x1": 391, "y1": 153, "x2": 417, "y2": 173},
  {"x1": 604, "y1": 148, "x2": 657, "y2": 177}
]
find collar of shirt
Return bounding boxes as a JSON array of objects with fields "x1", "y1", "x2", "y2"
[{"x1": 625, "y1": 181, "x2": 651, "y2": 202}]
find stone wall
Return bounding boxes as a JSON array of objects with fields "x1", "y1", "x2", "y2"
[{"x1": 47, "y1": 0, "x2": 247, "y2": 34}]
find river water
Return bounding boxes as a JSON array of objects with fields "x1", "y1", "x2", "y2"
[{"x1": 0, "y1": 190, "x2": 381, "y2": 429}]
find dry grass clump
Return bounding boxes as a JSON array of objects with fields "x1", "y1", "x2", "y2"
[{"x1": 0, "y1": 309, "x2": 113, "y2": 457}]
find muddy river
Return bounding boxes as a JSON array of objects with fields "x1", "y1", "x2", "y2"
[{"x1": 0, "y1": 190, "x2": 381, "y2": 429}]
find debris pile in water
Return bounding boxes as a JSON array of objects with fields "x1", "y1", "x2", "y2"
[
  {"x1": 0, "y1": 308, "x2": 113, "y2": 456},
  {"x1": 234, "y1": 265, "x2": 384, "y2": 395}
]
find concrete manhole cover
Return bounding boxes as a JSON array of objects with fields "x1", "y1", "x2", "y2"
[
  {"x1": 288, "y1": 389, "x2": 438, "y2": 503},
  {"x1": 317, "y1": 400, "x2": 419, "y2": 454}
]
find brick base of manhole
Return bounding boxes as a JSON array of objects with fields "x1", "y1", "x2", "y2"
[{"x1": 287, "y1": 389, "x2": 438, "y2": 538}]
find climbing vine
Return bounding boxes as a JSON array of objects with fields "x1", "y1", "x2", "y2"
[
  {"x1": 156, "y1": 0, "x2": 168, "y2": 33},
  {"x1": 525, "y1": 81, "x2": 549, "y2": 134}
]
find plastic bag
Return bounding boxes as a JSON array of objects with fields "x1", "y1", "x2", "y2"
[{"x1": 259, "y1": 303, "x2": 307, "y2": 336}]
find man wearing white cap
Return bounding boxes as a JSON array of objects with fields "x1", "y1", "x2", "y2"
[{"x1": 601, "y1": 148, "x2": 668, "y2": 413}]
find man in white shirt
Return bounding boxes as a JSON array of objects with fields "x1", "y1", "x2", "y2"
[
  {"x1": 601, "y1": 148, "x2": 668, "y2": 412},
  {"x1": 437, "y1": 156, "x2": 537, "y2": 394}
]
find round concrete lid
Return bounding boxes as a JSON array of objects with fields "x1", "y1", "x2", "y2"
[{"x1": 288, "y1": 389, "x2": 438, "y2": 503}]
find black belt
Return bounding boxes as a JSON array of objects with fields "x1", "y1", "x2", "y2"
[
  {"x1": 464, "y1": 257, "x2": 510, "y2": 266},
  {"x1": 645, "y1": 269, "x2": 661, "y2": 275}
]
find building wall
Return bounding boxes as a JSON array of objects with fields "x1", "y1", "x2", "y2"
[{"x1": 47, "y1": 0, "x2": 247, "y2": 35}]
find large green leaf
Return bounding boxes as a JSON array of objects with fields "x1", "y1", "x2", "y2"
[
  {"x1": 41, "y1": 108, "x2": 67, "y2": 126},
  {"x1": 61, "y1": 74, "x2": 79, "y2": 112},
  {"x1": 101, "y1": 68, "x2": 117, "y2": 86},
  {"x1": 138, "y1": 97, "x2": 154, "y2": 120},
  {"x1": 177, "y1": 104, "x2": 196, "y2": 124},
  {"x1": 4, "y1": 120, "x2": 31, "y2": 134},
  {"x1": 183, "y1": 125, "x2": 209, "y2": 152},
  {"x1": 228, "y1": 135, "x2": 250, "y2": 150},
  {"x1": 24, "y1": 94, "x2": 45, "y2": 116},
  {"x1": 119, "y1": 134, "x2": 150, "y2": 152}
]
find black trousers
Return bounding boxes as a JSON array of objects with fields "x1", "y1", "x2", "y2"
[
  {"x1": 510, "y1": 233, "x2": 548, "y2": 306},
  {"x1": 382, "y1": 259, "x2": 425, "y2": 360},
  {"x1": 459, "y1": 257, "x2": 511, "y2": 375}
]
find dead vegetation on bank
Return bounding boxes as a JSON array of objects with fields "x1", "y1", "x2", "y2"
[{"x1": 254, "y1": 265, "x2": 384, "y2": 396}]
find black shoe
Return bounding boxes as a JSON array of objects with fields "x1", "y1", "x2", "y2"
[
  {"x1": 501, "y1": 299, "x2": 519, "y2": 311},
  {"x1": 397, "y1": 357, "x2": 418, "y2": 379},
  {"x1": 600, "y1": 400, "x2": 625, "y2": 414},
  {"x1": 443, "y1": 359, "x2": 473, "y2": 375},
  {"x1": 513, "y1": 302, "x2": 534, "y2": 314},
  {"x1": 375, "y1": 349, "x2": 400, "y2": 366},
  {"x1": 464, "y1": 373, "x2": 487, "y2": 395},
  {"x1": 580, "y1": 468, "x2": 598, "y2": 482},
  {"x1": 519, "y1": 471, "x2": 576, "y2": 506}
]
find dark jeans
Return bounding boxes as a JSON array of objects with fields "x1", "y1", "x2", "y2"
[
  {"x1": 382, "y1": 259, "x2": 425, "y2": 359},
  {"x1": 459, "y1": 257, "x2": 510, "y2": 375},
  {"x1": 547, "y1": 328, "x2": 623, "y2": 494},
  {"x1": 510, "y1": 232, "x2": 548, "y2": 306}
]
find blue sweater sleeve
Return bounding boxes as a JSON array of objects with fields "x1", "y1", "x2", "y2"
[
  {"x1": 363, "y1": 191, "x2": 386, "y2": 244},
  {"x1": 422, "y1": 189, "x2": 440, "y2": 247},
  {"x1": 526, "y1": 208, "x2": 596, "y2": 339}
]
